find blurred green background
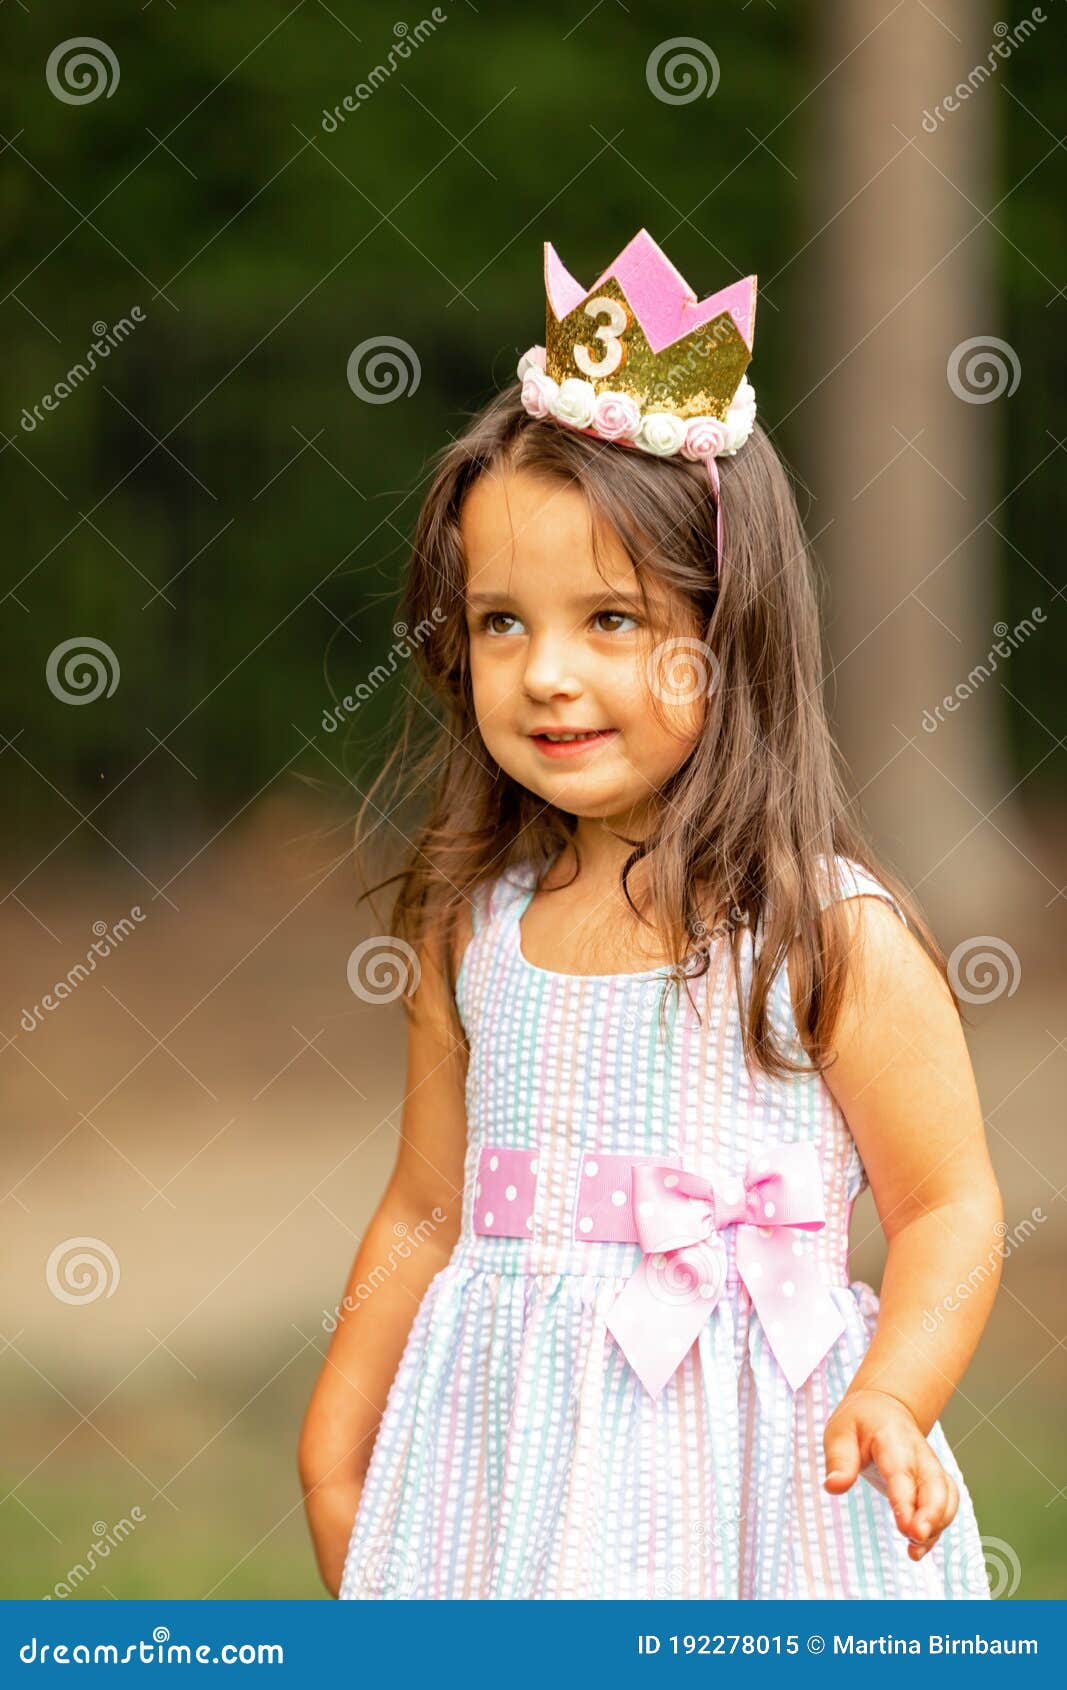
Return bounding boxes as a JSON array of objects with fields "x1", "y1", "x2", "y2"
[
  {"x1": 4, "y1": 0, "x2": 1059, "y2": 829},
  {"x1": 2, "y1": 0, "x2": 1064, "y2": 1601}
]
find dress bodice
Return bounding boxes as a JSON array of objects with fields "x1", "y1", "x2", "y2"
[{"x1": 451, "y1": 854, "x2": 904, "y2": 1284}]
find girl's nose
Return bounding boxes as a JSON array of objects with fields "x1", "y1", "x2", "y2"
[{"x1": 522, "y1": 634, "x2": 582, "y2": 699}]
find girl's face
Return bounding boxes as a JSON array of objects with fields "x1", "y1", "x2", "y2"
[{"x1": 460, "y1": 468, "x2": 705, "y2": 834}]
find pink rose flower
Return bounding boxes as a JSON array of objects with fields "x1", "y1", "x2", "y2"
[
  {"x1": 517, "y1": 345, "x2": 547, "y2": 379},
  {"x1": 592, "y1": 391, "x2": 641, "y2": 442},
  {"x1": 681, "y1": 416, "x2": 730, "y2": 461},
  {"x1": 520, "y1": 368, "x2": 558, "y2": 420}
]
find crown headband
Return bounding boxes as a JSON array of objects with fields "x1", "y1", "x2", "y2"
[{"x1": 516, "y1": 229, "x2": 758, "y2": 567}]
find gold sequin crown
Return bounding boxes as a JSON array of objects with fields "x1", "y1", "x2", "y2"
[{"x1": 516, "y1": 229, "x2": 757, "y2": 466}]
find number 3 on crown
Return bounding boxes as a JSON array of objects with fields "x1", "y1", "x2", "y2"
[{"x1": 573, "y1": 295, "x2": 628, "y2": 378}]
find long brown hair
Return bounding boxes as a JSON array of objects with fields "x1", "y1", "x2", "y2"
[{"x1": 344, "y1": 382, "x2": 958, "y2": 1079}]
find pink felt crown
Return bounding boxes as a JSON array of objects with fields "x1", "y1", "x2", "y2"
[
  {"x1": 545, "y1": 229, "x2": 756, "y2": 361},
  {"x1": 516, "y1": 230, "x2": 758, "y2": 563}
]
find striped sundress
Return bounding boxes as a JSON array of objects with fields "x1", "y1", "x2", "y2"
[{"x1": 338, "y1": 854, "x2": 991, "y2": 1599}]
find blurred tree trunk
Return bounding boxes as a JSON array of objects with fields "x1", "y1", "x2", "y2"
[{"x1": 801, "y1": 0, "x2": 1037, "y2": 937}]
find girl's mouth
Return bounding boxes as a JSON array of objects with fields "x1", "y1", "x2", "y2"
[{"x1": 529, "y1": 729, "x2": 618, "y2": 760}]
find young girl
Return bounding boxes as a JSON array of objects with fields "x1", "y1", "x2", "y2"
[{"x1": 299, "y1": 231, "x2": 1003, "y2": 1600}]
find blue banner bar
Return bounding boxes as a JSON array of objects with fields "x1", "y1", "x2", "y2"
[{"x1": 1, "y1": 1600, "x2": 1060, "y2": 1682}]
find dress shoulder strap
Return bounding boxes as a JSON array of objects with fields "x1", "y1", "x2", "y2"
[
  {"x1": 817, "y1": 854, "x2": 910, "y2": 929},
  {"x1": 469, "y1": 861, "x2": 538, "y2": 936}
]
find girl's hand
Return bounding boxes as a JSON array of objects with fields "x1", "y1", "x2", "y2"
[{"x1": 823, "y1": 1387, "x2": 959, "y2": 1561}]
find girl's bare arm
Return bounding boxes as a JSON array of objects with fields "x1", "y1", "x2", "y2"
[
  {"x1": 815, "y1": 896, "x2": 1003, "y2": 1558},
  {"x1": 297, "y1": 916, "x2": 471, "y2": 1595}
]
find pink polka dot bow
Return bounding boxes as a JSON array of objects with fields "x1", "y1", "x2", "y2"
[{"x1": 604, "y1": 1142, "x2": 847, "y2": 1397}]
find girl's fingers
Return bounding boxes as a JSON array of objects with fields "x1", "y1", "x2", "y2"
[
  {"x1": 886, "y1": 1465, "x2": 917, "y2": 1532},
  {"x1": 911, "y1": 1454, "x2": 950, "y2": 1544},
  {"x1": 910, "y1": 1473, "x2": 960, "y2": 1560},
  {"x1": 871, "y1": 1435, "x2": 924, "y2": 1540},
  {"x1": 823, "y1": 1418, "x2": 862, "y2": 1492},
  {"x1": 868, "y1": 1427, "x2": 911, "y2": 1489},
  {"x1": 906, "y1": 1493, "x2": 953, "y2": 1568},
  {"x1": 868, "y1": 1428, "x2": 940, "y2": 1544},
  {"x1": 825, "y1": 1408, "x2": 960, "y2": 1565}
]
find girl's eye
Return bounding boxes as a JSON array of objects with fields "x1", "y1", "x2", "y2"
[
  {"x1": 481, "y1": 612, "x2": 523, "y2": 636},
  {"x1": 593, "y1": 609, "x2": 638, "y2": 633},
  {"x1": 477, "y1": 609, "x2": 638, "y2": 636}
]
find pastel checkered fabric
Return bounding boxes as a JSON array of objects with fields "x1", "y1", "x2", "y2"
[{"x1": 338, "y1": 856, "x2": 990, "y2": 1599}]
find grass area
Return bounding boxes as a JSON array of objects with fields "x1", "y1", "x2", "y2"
[{"x1": 2, "y1": 1357, "x2": 328, "y2": 1601}]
